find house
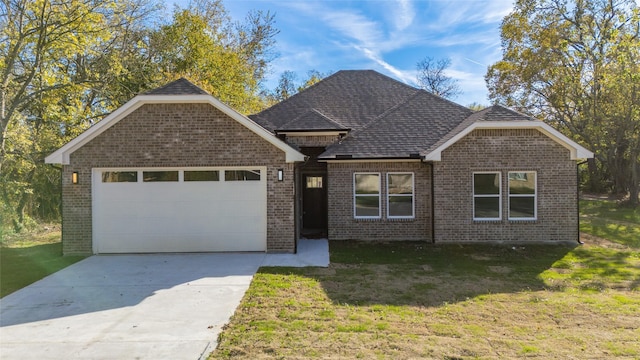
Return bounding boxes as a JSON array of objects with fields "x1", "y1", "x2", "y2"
[{"x1": 46, "y1": 70, "x2": 593, "y2": 255}]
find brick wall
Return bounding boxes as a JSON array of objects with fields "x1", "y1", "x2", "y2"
[
  {"x1": 327, "y1": 161, "x2": 432, "y2": 241},
  {"x1": 63, "y1": 103, "x2": 296, "y2": 254},
  {"x1": 433, "y1": 129, "x2": 578, "y2": 243}
]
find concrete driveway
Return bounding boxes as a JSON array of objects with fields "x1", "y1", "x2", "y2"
[{"x1": 0, "y1": 240, "x2": 329, "y2": 360}]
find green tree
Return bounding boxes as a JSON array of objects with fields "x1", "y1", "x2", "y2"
[
  {"x1": 0, "y1": 0, "x2": 281, "y2": 231},
  {"x1": 486, "y1": 0, "x2": 639, "y2": 205},
  {"x1": 298, "y1": 69, "x2": 330, "y2": 91},
  {"x1": 267, "y1": 69, "x2": 331, "y2": 104},
  {"x1": 149, "y1": 1, "x2": 278, "y2": 113},
  {"x1": 271, "y1": 70, "x2": 298, "y2": 102},
  {"x1": 1, "y1": 0, "x2": 157, "y2": 230}
]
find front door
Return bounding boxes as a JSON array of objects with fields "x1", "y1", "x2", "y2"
[{"x1": 302, "y1": 174, "x2": 327, "y2": 233}]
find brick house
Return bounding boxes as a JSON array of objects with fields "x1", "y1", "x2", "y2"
[{"x1": 46, "y1": 71, "x2": 593, "y2": 255}]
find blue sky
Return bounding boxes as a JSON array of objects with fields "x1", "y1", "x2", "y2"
[{"x1": 173, "y1": 0, "x2": 516, "y2": 106}]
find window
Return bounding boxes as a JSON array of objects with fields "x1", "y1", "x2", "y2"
[
  {"x1": 306, "y1": 176, "x2": 323, "y2": 189},
  {"x1": 473, "y1": 172, "x2": 501, "y2": 220},
  {"x1": 143, "y1": 171, "x2": 178, "y2": 182},
  {"x1": 225, "y1": 170, "x2": 260, "y2": 181},
  {"x1": 184, "y1": 170, "x2": 219, "y2": 182},
  {"x1": 509, "y1": 171, "x2": 537, "y2": 220},
  {"x1": 354, "y1": 173, "x2": 380, "y2": 218},
  {"x1": 387, "y1": 173, "x2": 414, "y2": 218},
  {"x1": 102, "y1": 171, "x2": 137, "y2": 183}
]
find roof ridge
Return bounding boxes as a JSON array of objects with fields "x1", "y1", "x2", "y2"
[
  {"x1": 418, "y1": 89, "x2": 476, "y2": 113},
  {"x1": 348, "y1": 89, "x2": 422, "y2": 136}
]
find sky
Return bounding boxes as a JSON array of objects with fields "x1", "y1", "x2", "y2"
[{"x1": 173, "y1": 0, "x2": 517, "y2": 106}]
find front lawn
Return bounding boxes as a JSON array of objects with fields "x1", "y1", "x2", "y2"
[
  {"x1": 0, "y1": 225, "x2": 86, "y2": 298},
  {"x1": 213, "y1": 236, "x2": 640, "y2": 358}
]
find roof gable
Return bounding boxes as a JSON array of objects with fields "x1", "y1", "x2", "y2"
[
  {"x1": 423, "y1": 105, "x2": 594, "y2": 161},
  {"x1": 144, "y1": 78, "x2": 209, "y2": 95},
  {"x1": 277, "y1": 109, "x2": 349, "y2": 132},
  {"x1": 46, "y1": 79, "x2": 304, "y2": 164}
]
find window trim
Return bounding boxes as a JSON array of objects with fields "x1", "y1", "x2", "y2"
[
  {"x1": 508, "y1": 171, "x2": 537, "y2": 221},
  {"x1": 472, "y1": 171, "x2": 502, "y2": 221},
  {"x1": 353, "y1": 172, "x2": 381, "y2": 219},
  {"x1": 386, "y1": 172, "x2": 415, "y2": 219}
]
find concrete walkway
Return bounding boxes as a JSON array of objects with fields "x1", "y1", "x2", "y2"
[{"x1": 0, "y1": 239, "x2": 329, "y2": 360}]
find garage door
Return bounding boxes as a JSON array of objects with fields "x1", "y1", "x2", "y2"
[{"x1": 92, "y1": 167, "x2": 267, "y2": 253}]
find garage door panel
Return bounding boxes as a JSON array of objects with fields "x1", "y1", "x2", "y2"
[{"x1": 93, "y1": 168, "x2": 267, "y2": 253}]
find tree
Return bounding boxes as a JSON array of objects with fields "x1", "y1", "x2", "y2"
[
  {"x1": 0, "y1": 0, "x2": 281, "y2": 231},
  {"x1": 149, "y1": 1, "x2": 278, "y2": 113},
  {"x1": 271, "y1": 70, "x2": 298, "y2": 102},
  {"x1": 416, "y1": 56, "x2": 461, "y2": 99},
  {"x1": 467, "y1": 102, "x2": 487, "y2": 111},
  {"x1": 298, "y1": 69, "x2": 330, "y2": 91},
  {"x1": 267, "y1": 69, "x2": 331, "y2": 104},
  {"x1": 486, "y1": 0, "x2": 639, "y2": 206},
  {"x1": 0, "y1": 0, "x2": 158, "y2": 230}
]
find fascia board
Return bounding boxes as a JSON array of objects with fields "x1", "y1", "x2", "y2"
[
  {"x1": 45, "y1": 95, "x2": 304, "y2": 164},
  {"x1": 423, "y1": 121, "x2": 594, "y2": 162}
]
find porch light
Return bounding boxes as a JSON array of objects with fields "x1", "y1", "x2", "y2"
[
  {"x1": 277, "y1": 169, "x2": 283, "y2": 181},
  {"x1": 72, "y1": 172, "x2": 79, "y2": 184}
]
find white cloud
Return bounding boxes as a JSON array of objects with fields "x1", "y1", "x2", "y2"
[
  {"x1": 355, "y1": 45, "x2": 415, "y2": 84},
  {"x1": 394, "y1": 0, "x2": 415, "y2": 31}
]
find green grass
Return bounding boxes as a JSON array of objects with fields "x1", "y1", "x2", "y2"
[
  {"x1": 212, "y1": 199, "x2": 640, "y2": 359},
  {"x1": 0, "y1": 225, "x2": 86, "y2": 298},
  {"x1": 580, "y1": 199, "x2": 640, "y2": 248}
]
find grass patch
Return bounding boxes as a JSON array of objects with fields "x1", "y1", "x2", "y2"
[
  {"x1": 0, "y1": 225, "x2": 86, "y2": 298},
  {"x1": 580, "y1": 199, "x2": 640, "y2": 248},
  {"x1": 212, "y1": 239, "x2": 640, "y2": 359}
]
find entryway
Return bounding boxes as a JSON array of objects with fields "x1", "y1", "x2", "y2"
[{"x1": 298, "y1": 147, "x2": 328, "y2": 238}]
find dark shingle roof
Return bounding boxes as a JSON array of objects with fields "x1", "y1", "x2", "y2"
[
  {"x1": 144, "y1": 78, "x2": 209, "y2": 95},
  {"x1": 277, "y1": 109, "x2": 349, "y2": 132},
  {"x1": 250, "y1": 70, "x2": 418, "y2": 132},
  {"x1": 422, "y1": 105, "x2": 539, "y2": 156},
  {"x1": 466, "y1": 105, "x2": 537, "y2": 122},
  {"x1": 320, "y1": 90, "x2": 473, "y2": 159}
]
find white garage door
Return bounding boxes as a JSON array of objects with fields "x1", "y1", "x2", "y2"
[{"x1": 92, "y1": 167, "x2": 267, "y2": 253}]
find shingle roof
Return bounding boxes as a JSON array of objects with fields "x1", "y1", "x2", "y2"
[
  {"x1": 466, "y1": 105, "x2": 537, "y2": 122},
  {"x1": 250, "y1": 70, "x2": 418, "y2": 132},
  {"x1": 422, "y1": 105, "x2": 539, "y2": 156},
  {"x1": 277, "y1": 109, "x2": 349, "y2": 132},
  {"x1": 320, "y1": 90, "x2": 473, "y2": 159},
  {"x1": 144, "y1": 78, "x2": 209, "y2": 95}
]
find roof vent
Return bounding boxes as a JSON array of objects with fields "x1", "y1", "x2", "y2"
[
  {"x1": 409, "y1": 153, "x2": 421, "y2": 159},
  {"x1": 335, "y1": 154, "x2": 353, "y2": 159}
]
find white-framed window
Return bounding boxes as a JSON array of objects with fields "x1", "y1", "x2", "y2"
[
  {"x1": 354, "y1": 173, "x2": 381, "y2": 218},
  {"x1": 508, "y1": 171, "x2": 537, "y2": 220},
  {"x1": 473, "y1": 172, "x2": 501, "y2": 220},
  {"x1": 387, "y1": 173, "x2": 414, "y2": 218}
]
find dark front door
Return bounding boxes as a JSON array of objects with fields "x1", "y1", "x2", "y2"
[{"x1": 302, "y1": 174, "x2": 327, "y2": 232}]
